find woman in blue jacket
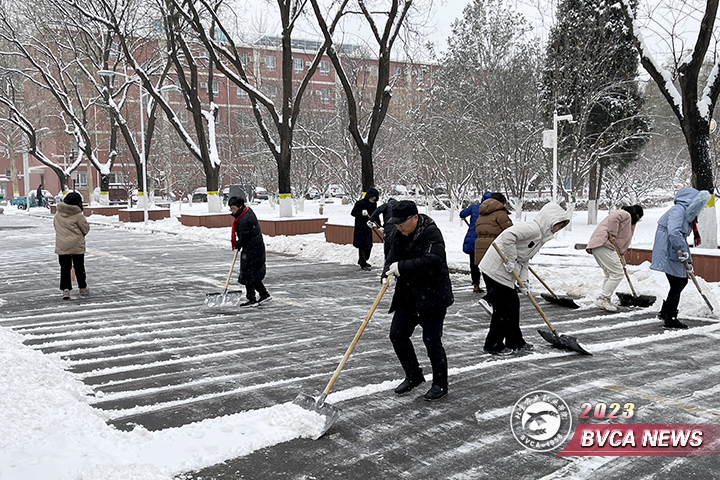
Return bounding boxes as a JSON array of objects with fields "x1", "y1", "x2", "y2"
[
  {"x1": 650, "y1": 187, "x2": 711, "y2": 328},
  {"x1": 460, "y1": 191, "x2": 492, "y2": 292}
]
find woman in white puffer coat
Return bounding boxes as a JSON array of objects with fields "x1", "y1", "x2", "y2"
[{"x1": 479, "y1": 202, "x2": 570, "y2": 355}]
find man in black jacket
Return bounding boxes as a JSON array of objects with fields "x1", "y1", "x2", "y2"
[
  {"x1": 351, "y1": 187, "x2": 379, "y2": 270},
  {"x1": 381, "y1": 200, "x2": 453, "y2": 401}
]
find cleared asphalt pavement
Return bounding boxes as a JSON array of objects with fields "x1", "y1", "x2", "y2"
[{"x1": 2, "y1": 212, "x2": 720, "y2": 479}]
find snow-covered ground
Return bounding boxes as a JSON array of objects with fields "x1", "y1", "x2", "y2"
[{"x1": 1, "y1": 197, "x2": 719, "y2": 479}]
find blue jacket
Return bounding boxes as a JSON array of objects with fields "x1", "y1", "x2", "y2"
[
  {"x1": 460, "y1": 191, "x2": 492, "y2": 253},
  {"x1": 650, "y1": 187, "x2": 710, "y2": 278}
]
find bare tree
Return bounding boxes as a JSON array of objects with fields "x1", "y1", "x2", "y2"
[{"x1": 620, "y1": 0, "x2": 720, "y2": 246}]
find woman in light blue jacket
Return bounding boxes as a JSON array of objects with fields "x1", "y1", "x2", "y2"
[{"x1": 650, "y1": 187, "x2": 711, "y2": 328}]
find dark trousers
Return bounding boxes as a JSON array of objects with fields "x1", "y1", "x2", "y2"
[
  {"x1": 58, "y1": 254, "x2": 87, "y2": 291},
  {"x1": 358, "y1": 248, "x2": 372, "y2": 267},
  {"x1": 389, "y1": 308, "x2": 448, "y2": 389},
  {"x1": 664, "y1": 274, "x2": 689, "y2": 313},
  {"x1": 246, "y1": 280, "x2": 268, "y2": 301},
  {"x1": 467, "y1": 251, "x2": 481, "y2": 286},
  {"x1": 483, "y1": 274, "x2": 526, "y2": 351}
]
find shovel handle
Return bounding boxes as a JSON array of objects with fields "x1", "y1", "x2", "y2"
[
  {"x1": 679, "y1": 250, "x2": 714, "y2": 313},
  {"x1": 491, "y1": 242, "x2": 557, "y2": 333},
  {"x1": 528, "y1": 265, "x2": 557, "y2": 298},
  {"x1": 608, "y1": 235, "x2": 638, "y2": 297},
  {"x1": 321, "y1": 273, "x2": 394, "y2": 396},
  {"x1": 370, "y1": 222, "x2": 384, "y2": 243},
  {"x1": 223, "y1": 249, "x2": 240, "y2": 293}
]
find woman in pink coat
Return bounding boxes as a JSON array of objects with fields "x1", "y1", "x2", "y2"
[{"x1": 585, "y1": 205, "x2": 643, "y2": 311}]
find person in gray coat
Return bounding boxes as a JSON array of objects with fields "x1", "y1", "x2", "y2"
[
  {"x1": 650, "y1": 187, "x2": 711, "y2": 328},
  {"x1": 53, "y1": 192, "x2": 90, "y2": 299}
]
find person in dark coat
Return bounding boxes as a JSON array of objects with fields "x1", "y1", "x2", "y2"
[
  {"x1": 460, "y1": 191, "x2": 492, "y2": 292},
  {"x1": 229, "y1": 196, "x2": 270, "y2": 307},
  {"x1": 368, "y1": 197, "x2": 398, "y2": 236},
  {"x1": 36, "y1": 184, "x2": 44, "y2": 207},
  {"x1": 381, "y1": 200, "x2": 454, "y2": 401},
  {"x1": 351, "y1": 187, "x2": 379, "y2": 270},
  {"x1": 650, "y1": 187, "x2": 711, "y2": 328}
]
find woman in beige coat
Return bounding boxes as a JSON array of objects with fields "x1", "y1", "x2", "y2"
[
  {"x1": 54, "y1": 192, "x2": 90, "y2": 299},
  {"x1": 585, "y1": 205, "x2": 643, "y2": 311}
]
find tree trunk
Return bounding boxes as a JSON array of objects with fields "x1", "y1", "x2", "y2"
[
  {"x1": 361, "y1": 146, "x2": 374, "y2": 192},
  {"x1": 686, "y1": 129, "x2": 717, "y2": 248},
  {"x1": 587, "y1": 163, "x2": 598, "y2": 224}
]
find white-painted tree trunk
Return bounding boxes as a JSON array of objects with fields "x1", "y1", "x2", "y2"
[
  {"x1": 566, "y1": 201, "x2": 575, "y2": 231},
  {"x1": 448, "y1": 203, "x2": 455, "y2": 222},
  {"x1": 98, "y1": 193, "x2": 110, "y2": 206},
  {"x1": 697, "y1": 204, "x2": 718, "y2": 249},
  {"x1": 279, "y1": 196, "x2": 293, "y2": 217},
  {"x1": 207, "y1": 192, "x2": 222, "y2": 213},
  {"x1": 587, "y1": 199, "x2": 598, "y2": 225},
  {"x1": 515, "y1": 197, "x2": 523, "y2": 221}
]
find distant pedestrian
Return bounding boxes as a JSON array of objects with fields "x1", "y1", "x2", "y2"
[
  {"x1": 54, "y1": 192, "x2": 90, "y2": 299},
  {"x1": 585, "y1": 205, "x2": 644, "y2": 312},
  {"x1": 351, "y1": 187, "x2": 379, "y2": 271},
  {"x1": 36, "y1": 184, "x2": 44, "y2": 207},
  {"x1": 460, "y1": 191, "x2": 492, "y2": 293},
  {"x1": 473, "y1": 192, "x2": 513, "y2": 292},
  {"x1": 651, "y1": 187, "x2": 711, "y2": 329},
  {"x1": 368, "y1": 196, "x2": 398, "y2": 236},
  {"x1": 381, "y1": 200, "x2": 454, "y2": 401},
  {"x1": 229, "y1": 196, "x2": 271, "y2": 307},
  {"x1": 479, "y1": 202, "x2": 569, "y2": 355}
]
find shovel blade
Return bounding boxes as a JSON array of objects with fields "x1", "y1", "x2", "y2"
[
  {"x1": 537, "y1": 329, "x2": 592, "y2": 355},
  {"x1": 293, "y1": 393, "x2": 341, "y2": 439},
  {"x1": 204, "y1": 291, "x2": 244, "y2": 308},
  {"x1": 616, "y1": 292, "x2": 656, "y2": 308},
  {"x1": 540, "y1": 293, "x2": 580, "y2": 309}
]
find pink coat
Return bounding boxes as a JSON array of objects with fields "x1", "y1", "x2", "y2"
[{"x1": 586, "y1": 209, "x2": 635, "y2": 255}]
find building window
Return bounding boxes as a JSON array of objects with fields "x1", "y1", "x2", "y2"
[
  {"x1": 293, "y1": 58, "x2": 303, "y2": 74},
  {"x1": 236, "y1": 86, "x2": 248, "y2": 98},
  {"x1": 107, "y1": 172, "x2": 124, "y2": 184},
  {"x1": 319, "y1": 60, "x2": 330, "y2": 76},
  {"x1": 73, "y1": 171, "x2": 87, "y2": 188},
  {"x1": 177, "y1": 109, "x2": 188, "y2": 123},
  {"x1": 212, "y1": 80, "x2": 219, "y2": 94},
  {"x1": 240, "y1": 52, "x2": 248, "y2": 67},
  {"x1": 392, "y1": 66, "x2": 402, "y2": 76},
  {"x1": 318, "y1": 88, "x2": 330, "y2": 104},
  {"x1": 368, "y1": 64, "x2": 378, "y2": 77},
  {"x1": 265, "y1": 55, "x2": 276, "y2": 71},
  {"x1": 267, "y1": 84, "x2": 277, "y2": 99}
]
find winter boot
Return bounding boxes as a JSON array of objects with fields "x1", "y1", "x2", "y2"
[
  {"x1": 62, "y1": 289, "x2": 70, "y2": 300},
  {"x1": 657, "y1": 301, "x2": 669, "y2": 320},
  {"x1": 663, "y1": 310, "x2": 688, "y2": 329}
]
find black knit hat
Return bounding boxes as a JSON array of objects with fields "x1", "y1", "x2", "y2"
[
  {"x1": 64, "y1": 192, "x2": 83, "y2": 210},
  {"x1": 389, "y1": 200, "x2": 418, "y2": 223}
]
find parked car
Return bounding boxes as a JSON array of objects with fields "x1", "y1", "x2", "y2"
[
  {"x1": 192, "y1": 192, "x2": 208, "y2": 202},
  {"x1": 254, "y1": 187, "x2": 269, "y2": 200}
]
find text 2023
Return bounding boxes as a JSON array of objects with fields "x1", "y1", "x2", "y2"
[{"x1": 579, "y1": 402, "x2": 635, "y2": 419}]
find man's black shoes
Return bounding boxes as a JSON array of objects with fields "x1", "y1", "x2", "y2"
[
  {"x1": 394, "y1": 376, "x2": 425, "y2": 395},
  {"x1": 424, "y1": 384, "x2": 448, "y2": 401}
]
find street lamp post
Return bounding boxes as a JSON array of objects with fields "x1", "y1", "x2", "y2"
[{"x1": 543, "y1": 111, "x2": 574, "y2": 204}]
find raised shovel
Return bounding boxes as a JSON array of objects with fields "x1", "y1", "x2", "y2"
[
  {"x1": 607, "y1": 236, "x2": 656, "y2": 308},
  {"x1": 491, "y1": 242, "x2": 591, "y2": 355},
  {"x1": 293, "y1": 273, "x2": 394, "y2": 438},
  {"x1": 204, "y1": 249, "x2": 244, "y2": 307}
]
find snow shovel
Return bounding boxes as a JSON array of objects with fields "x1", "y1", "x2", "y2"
[
  {"x1": 607, "y1": 236, "x2": 656, "y2": 308},
  {"x1": 369, "y1": 221, "x2": 384, "y2": 243},
  {"x1": 680, "y1": 252, "x2": 715, "y2": 315},
  {"x1": 293, "y1": 273, "x2": 394, "y2": 438},
  {"x1": 204, "y1": 249, "x2": 243, "y2": 308},
  {"x1": 528, "y1": 265, "x2": 580, "y2": 309},
  {"x1": 491, "y1": 243, "x2": 591, "y2": 355}
]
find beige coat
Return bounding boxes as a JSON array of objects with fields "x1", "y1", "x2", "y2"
[
  {"x1": 585, "y1": 209, "x2": 635, "y2": 255},
  {"x1": 474, "y1": 198, "x2": 513, "y2": 264},
  {"x1": 54, "y1": 202, "x2": 90, "y2": 255}
]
